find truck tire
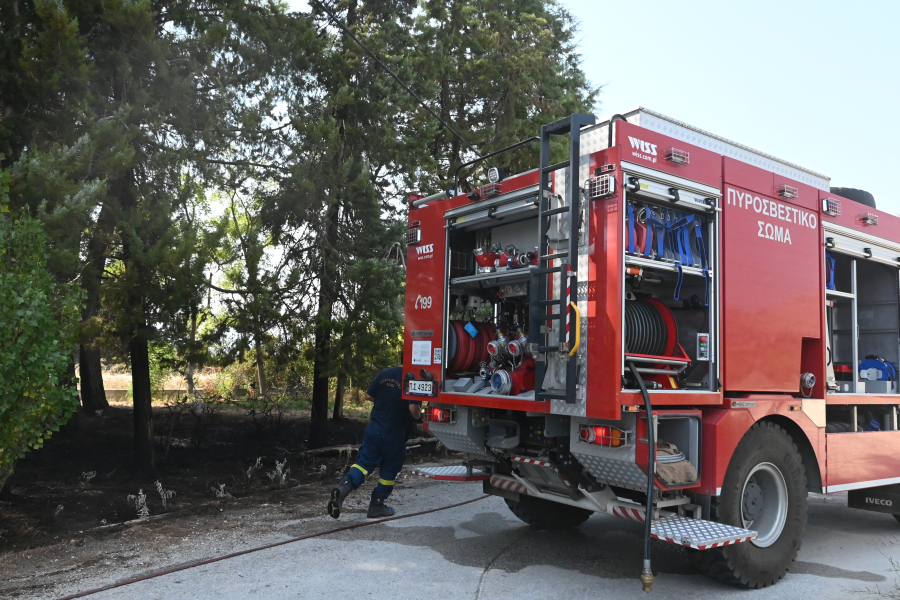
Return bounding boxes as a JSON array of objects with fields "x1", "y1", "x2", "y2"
[
  {"x1": 691, "y1": 421, "x2": 807, "y2": 588},
  {"x1": 830, "y1": 187, "x2": 876, "y2": 209},
  {"x1": 504, "y1": 496, "x2": 592, "y2": 530}
]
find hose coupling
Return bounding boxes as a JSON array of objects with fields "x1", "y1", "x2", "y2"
[{"x1": 641, "y1": 561, "x2": 654, "y2": 593}]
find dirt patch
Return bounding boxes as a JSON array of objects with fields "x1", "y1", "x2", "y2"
[
  {"x1": 0, "y1": 467, "x2": 463, "y2": 600},
  {"x1": 0, "y1": 405, "x2": 443, "y2": 558}
]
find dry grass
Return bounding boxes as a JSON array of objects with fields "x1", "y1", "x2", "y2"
[
  {"x1": 100, "y1": 372, "x2": 132, "y2": 390},
  {"x1": 75, "y1": 368, "x2": 205, "y2": 392}
]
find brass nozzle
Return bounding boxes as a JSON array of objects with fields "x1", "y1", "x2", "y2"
[{"x1": 641, "y1": 568, "x2": 654, "y2": 593}]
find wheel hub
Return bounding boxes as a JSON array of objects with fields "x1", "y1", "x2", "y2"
[
  {"x1": 740, "y1": 462, "x2": 788, "y2": 548},
  {"x1": 742, "y1": 478, "x2": 764, "y2": 522}
]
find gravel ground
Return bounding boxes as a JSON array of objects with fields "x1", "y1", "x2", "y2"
[{"x1": 2, "y1": 467, "x2": 899, "y2": 600}]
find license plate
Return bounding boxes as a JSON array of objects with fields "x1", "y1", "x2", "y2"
[{"x1": 408, "y1": 380, "x2": 433, "y2": 395}]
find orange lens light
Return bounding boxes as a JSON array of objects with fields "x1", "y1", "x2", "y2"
[{"x1": 579, "y1": 425, "x2": 625, "y2": 447}]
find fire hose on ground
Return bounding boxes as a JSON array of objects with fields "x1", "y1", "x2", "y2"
[{"x1": 52, "y1": 495, "x2": 489, "y2": 600}]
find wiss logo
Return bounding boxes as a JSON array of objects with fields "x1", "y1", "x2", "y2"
[
  {"x1": 628, "y1": 136, "x2": 658, "y2": 156},
  {"x1": 416, "y1": 243, "x2": 435, "y2": 260}
]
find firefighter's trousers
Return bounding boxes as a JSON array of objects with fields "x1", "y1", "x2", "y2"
[{"x1": 347, "y1": 422, "x2": 406, "y2": 499}]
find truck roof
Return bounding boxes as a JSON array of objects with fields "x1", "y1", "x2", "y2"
[{"x1": 595, "y1": 107, "x2": 831, "y2": 191}]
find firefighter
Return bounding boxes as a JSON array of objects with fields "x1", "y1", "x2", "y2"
[{"x1": 327, "y1": 365, "x2": 422, "y2": 518}]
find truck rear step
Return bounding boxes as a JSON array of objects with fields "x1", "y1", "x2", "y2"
[
  {"x1": 488, "y1": 471, "x2": 757, "y2": 550},
  {"x1": 609, "y1": 501, "x2": 758, "y2": 550}
]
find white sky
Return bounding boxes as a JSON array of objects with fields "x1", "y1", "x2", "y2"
[
  {"x1": 567, "y1": 0, "x2": 899, "y2": 213},
  {"x1": 287, "y1": 0, "x2": 899, "y2": 212}
]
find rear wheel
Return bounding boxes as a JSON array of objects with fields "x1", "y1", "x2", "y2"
[
  {"x1": 504, "y1": 495, "x2": 592, "y2": 530},
  {"x1": 691, "y1": 421, "x2": 807, "y2": 588}
]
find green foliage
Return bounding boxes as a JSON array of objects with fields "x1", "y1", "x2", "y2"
[
  {"x1": 407, "y1": 0, "x2": 599, "y2": 192},
  {"x1": 0, "y1": 212, "x2": 83, "y2": 487},
  {"x1": 1, "y1": 0, "x2": 599, "y2": 454}
]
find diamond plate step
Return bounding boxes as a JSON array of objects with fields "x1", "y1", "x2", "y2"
[
  {"x1": 609, "y1": 503, "x2": 757, "y2": 550},
  {"x1": 413, "y1": 465, "x2": 489, "y2": 482}
]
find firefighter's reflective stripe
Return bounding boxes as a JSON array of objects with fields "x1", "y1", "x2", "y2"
[
  {"x1": 351, "y1": 464, "x2": 369, "y2": 476},
  {"x1": 378, "y1": 478, "x2": 395, "y2": 487}
]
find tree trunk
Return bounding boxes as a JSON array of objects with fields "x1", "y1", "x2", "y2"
[
  {"x1": 79, "y1": 345, "x2": 109, "y2": 413},
  {"x1": 130, "y1": 333, "x2": 155, "y2": 477},
  {"x1": 185, "y1": 363, "x2": 195, "y2": 396},
  {"x1": 308, "y1": 200, "x2": 340, "y2": 448},
  {"x1": 0, "y1": 462, "x2": 14, "y2": 499},
  {"x1": 185, "y1": 308, "x2": 198, "y2": 395},
  {"x1": 78, "y1": 215, "x2": 110, "y2": 413},
  {"x1": 253, "y1": 328, "x2": 268, "y2": 396},
  {"x1": 309, "y1": 1, "x2": 358, "y2": 448},
  {"x1": 333, "y1": 371, "x2": 346, "y2": 420}
]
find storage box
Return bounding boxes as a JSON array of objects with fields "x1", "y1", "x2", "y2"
[{"x1": 865, "y1": 380, "x2": 893, "y2": 394}]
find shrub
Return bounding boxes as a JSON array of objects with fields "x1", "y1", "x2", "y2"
[{"x1": 0, "y1": 204, "x2": 83, "y2": 488}]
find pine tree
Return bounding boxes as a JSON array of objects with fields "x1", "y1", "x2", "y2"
[
  {"x1": 268, "y1": 0, "x2": 596, "y2": 447},
  {"x1": 2, "y1": 0, "x2": 317, "y2": 474},
  {"x1": 408, "y1": 0, "x2": 599, "y2": 192},
  {"x1": 264, "y1": 0, "x2": 420, "y2": 448}
]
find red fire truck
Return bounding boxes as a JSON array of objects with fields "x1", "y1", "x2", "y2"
[{"x1": 402, "y1": 108, "x2": 900, "y2": 590}]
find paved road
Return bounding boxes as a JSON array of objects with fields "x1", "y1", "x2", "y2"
[{"x1": 80, "y1": 479, "x2": 899, "y2": 600}]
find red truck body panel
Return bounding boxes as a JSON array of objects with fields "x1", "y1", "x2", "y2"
[{"x1": 403, "y1": 113, "x2": 900, "y2": 498}]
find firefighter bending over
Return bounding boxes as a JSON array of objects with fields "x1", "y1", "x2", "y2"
[{"x1": 328, "y1": 365, "x2": 422, "y2": 518}]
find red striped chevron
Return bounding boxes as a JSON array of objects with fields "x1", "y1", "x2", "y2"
[
  {"x1": 611, "y1": 504, "x2": 646, "y2": 522},
  {"x1": 511, "y1": 455, "x2": 555, "y2": 468},
  {"x1": 489, "y1": 475, "x2": 529, "y2": 495}
]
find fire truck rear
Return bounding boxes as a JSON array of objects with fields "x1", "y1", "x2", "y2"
[{"x1": 402, "y1": 108, "x2": 900, "y2": 590}]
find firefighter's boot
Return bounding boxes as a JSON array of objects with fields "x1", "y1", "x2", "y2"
[
  {"x1": 367, "y1": 494, "x2": 395, "y2": 518},
  {"x1": 327, "y1": 475, "x2": 355, "y2": 519}
]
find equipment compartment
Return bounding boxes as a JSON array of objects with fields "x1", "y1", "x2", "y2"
[
  {"x1": 622, "y1": 193, "x2": 718, "y2": 393},
  {"x1": 442, "y1": 190, "x2": 540, "y2": 400},
  {"x1": 826, "y1": 248, "x2": 900, "y2": 394}
]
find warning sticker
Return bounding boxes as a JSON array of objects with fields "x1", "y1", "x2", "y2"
[
  {"x1": 433, "y1": 348, "x2": 442, "y2": 364},
  {"x1": 412, "y1": 340, "x2": 431, "y2": 365}
]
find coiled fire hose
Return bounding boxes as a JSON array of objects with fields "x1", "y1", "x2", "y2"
[{"x1": 628, "y1": 361, "x2": 656, "y2": 593}]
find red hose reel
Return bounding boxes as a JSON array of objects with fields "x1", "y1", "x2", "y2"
[{"x1": 447, "y1": 320, "x2": 494, "y2": 373}]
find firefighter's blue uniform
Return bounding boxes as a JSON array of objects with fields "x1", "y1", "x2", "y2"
[{"x1": 346, "y1": 366, "x2": 421, "y2": 500}]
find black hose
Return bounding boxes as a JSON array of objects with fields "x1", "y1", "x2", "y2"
[
  {"x1": 53, "y1": 495, "x2": 489, "y2": 600},
  {"x1": 453, "y1": 136, "x2": 540, "y2": 193},
  {"x1": 627, "y1": 361, "x2": 655, "y2": 593},
  {"x1": 624, "y1": 300, "x2": 668, "y2": 356},
  {"x1": 608, "y1": 114, "x2": 630, "y2": 148}
]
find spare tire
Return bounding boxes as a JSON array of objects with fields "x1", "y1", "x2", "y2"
[{"x1": 830, "y1": 187, "x2": 876, "y2": 209}]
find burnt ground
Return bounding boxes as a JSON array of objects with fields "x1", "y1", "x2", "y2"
[
  {"x1": 0, "y1": 404, "x2": 444, "y2": 560},
  {"x1": 2, "y1": 408, "x2": 898, "y2": 600}
]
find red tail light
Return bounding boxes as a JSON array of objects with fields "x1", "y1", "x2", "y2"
[
  {"x1": 579, "y1": 425, "x2": 626, "y2": 447},
  {"x1": 429, "y1": 408, "x2": 453, "y2": 423}
]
